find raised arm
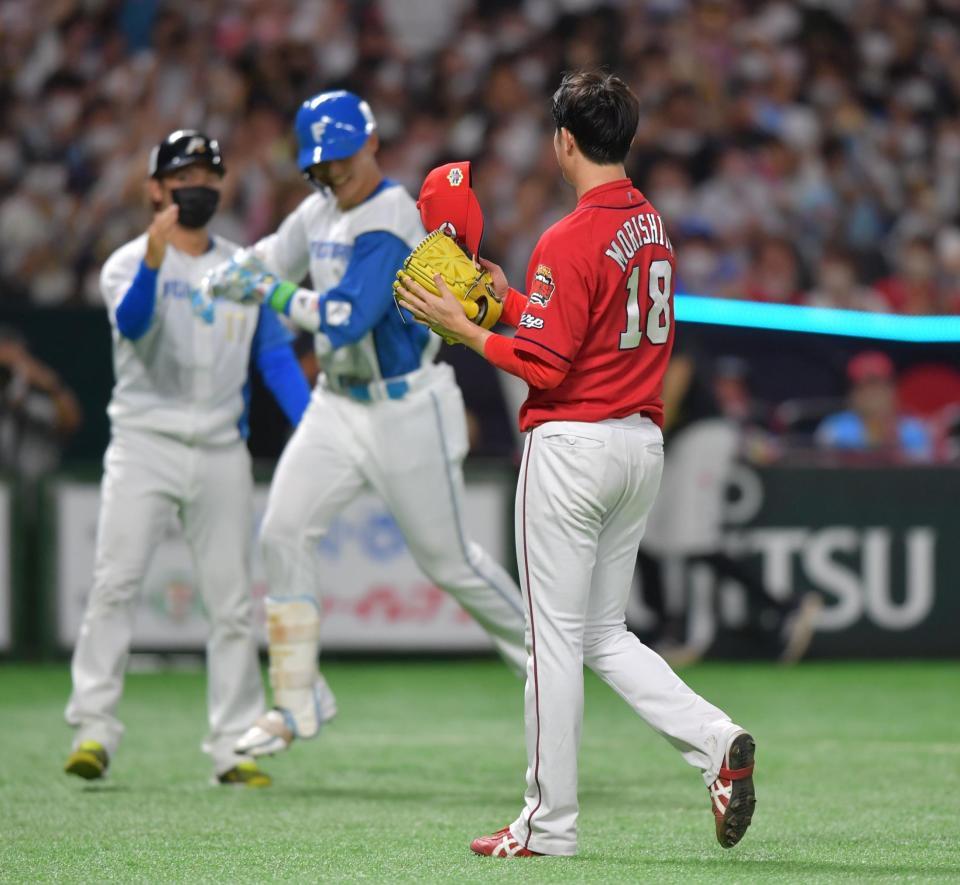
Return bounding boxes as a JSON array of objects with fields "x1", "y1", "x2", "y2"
[
  {"x1": 262, "y1": 230, "x2": 411, "y2": 343},
  {"x1": 109, "y1": 206, "x2": 179, "y2": 340}
]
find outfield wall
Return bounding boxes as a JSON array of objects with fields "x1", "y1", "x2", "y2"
[
  {"x1": 21, "y1": 464, "x2": 959, "y2": 659},
  {"x1": 46, "y1": 469, "x2": 512, "y2": 655},
  {"x1": 664, "y1": 465, "x2": 960, "y2": 658}
]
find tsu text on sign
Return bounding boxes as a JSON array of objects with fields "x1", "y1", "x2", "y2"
[
  {"x1": 652, "y1": 466, "x2": 960, "y2": 658},
  {"x1": 53, "y1": 478, "x2": 510, "y2": 653}
]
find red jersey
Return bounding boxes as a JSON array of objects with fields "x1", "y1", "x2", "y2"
[{"x1": 511, "y1": 179, "x2": 675, "y2": 431}]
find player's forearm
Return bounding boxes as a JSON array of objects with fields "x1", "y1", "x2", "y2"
[
  {"x1": 115, "y1": 261, "x2": 158, "y2": 340},
  {"x1": 266, "y1": 283, "x2": 389, "y2": 346},
  {"x1": 457, "y1": 323, "x2": 494, "y2": 357},
  {"x1": 257, "y1": 344, "x2": 311, "y2": 425},
  {"x1": 51, "y1": 385, "x2": 83, "y2": 436},
  {"x1": 660, "y1": 355, "x2": 693, "y2": 433},
  {"x1": 21, "y1": 355, "x2": 83, "y2": 433},
  {"x1": 483, "y1": 333, "x2": 566, "y2": 389},
  {"x1": 265, "y1": 283, "x2": 320, "y2": 333}
]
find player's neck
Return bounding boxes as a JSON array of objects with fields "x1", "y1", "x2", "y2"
[
  {"x1": 572, "y1": 163, "x2": 627, "y2": 201},
  {"x1": 169, "y1": 226, "x2": 212, "y2": 256},
  {"x1": 337, "y1": 172, "x2": 383, "y2": 211}
]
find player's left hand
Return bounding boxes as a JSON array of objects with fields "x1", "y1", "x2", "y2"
[
  {"x1": 395, "y1": 273, "x2": 472, "y2": 344},
  {"x1": 392, "y1": 230, "x2": 503, "y2": 345},
  {"x1": 195, "y1": 248, "x2": 280, "y2": 312}
]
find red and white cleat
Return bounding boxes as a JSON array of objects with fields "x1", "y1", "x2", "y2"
[
  {"x1": 470, "y1": 826, "x2": 543, "y2": 858},
  {"x1": 709, "y1": 731, "x2": 757, "y2": 848}
]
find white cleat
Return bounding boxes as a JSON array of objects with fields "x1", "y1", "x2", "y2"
[{"x1": 235, "y1": 709, "x2": 297, "y2": 757}]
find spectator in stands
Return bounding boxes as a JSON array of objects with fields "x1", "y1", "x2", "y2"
[
  {"x1": 675, "y1": 225, "x2": 745, "y2": 300},
  {"x1": 0, "y1": 327, "x2": 82, "y2": 478},
  {"x1": 806, "y1": 247, "x2": 887, "y2": 312},
  {"x1": 645, "y1": 157, "x2": 699, "y2": 231},
  {"x1": 747, "y1": 236, "x2": 806, "y2": 304},
  {"x1": 816, "y1": 351, "x2": 933, "y2": 462},
  {"x1": 876, "y1": 238, "x2": 943, "y2": 315},
  {"x1": 2, "y1": 2, "x2": 960, "y2": 314},
  {"x1": 935, "y1": 227, "x2": 960, "y2": 314}
]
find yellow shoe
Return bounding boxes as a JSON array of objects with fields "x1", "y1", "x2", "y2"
[
  {"x1": 216, "y1": 760, "x2": 272, "y2": 787},
  {"x1": 64, "y1": 740, "x2": 109, "y2": 780}
]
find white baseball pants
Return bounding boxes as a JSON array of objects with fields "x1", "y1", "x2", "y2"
[
  {"x1": 65, "y1": 428, "x2": 265, "y2": 775},
  {"x1": 259, "y1": 363, "x2": 527, "y2": 675},
  {"x1": 508, "y1": 416, "x2": 743, "y2": 856}
]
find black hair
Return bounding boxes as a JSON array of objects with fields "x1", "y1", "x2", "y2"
[{"x1": 550, "y1": 70, "x2": 640, "y2": 165}]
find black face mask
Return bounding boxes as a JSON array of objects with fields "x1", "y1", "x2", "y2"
[{"x1": 171, "y1": 186, "x2": 220, "y2": 228}]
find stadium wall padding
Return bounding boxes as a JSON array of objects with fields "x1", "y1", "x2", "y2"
[{"x1": 7, "y1": 464, "x2": 958, "y2": 659}]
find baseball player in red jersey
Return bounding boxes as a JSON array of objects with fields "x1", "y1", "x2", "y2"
[{"x1": 397, "y1": 72, "x2": 756, "y2": 857}]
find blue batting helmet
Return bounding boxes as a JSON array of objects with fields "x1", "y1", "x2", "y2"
[{"x1": 294, "y1": 91, "x2": 377, "y2": 169}]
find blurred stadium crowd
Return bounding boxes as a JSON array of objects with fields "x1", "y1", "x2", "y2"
[
  {"x1": 3, "y1": 0, "x2": 960, "y2": 313},
  {"x1": 2, "y1": 0, "x2": 960, "y2": 469}
]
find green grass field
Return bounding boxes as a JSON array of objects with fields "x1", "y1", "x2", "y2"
[{"x1": 2, "y1": 660, "x2": 958, "y2": 883}]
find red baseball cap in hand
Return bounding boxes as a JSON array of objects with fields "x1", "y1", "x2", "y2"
[{"x1": 417, "y1": 161, "x2": 484, "y2": 255}]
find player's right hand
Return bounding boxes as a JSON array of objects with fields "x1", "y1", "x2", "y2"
[
  {"x1": 145, "y1": 205, "x2": 179, "y2": 269},
  {"x1": 199, "y1": 248, "x2": 279, "y2": 305},
  {"x1": 477, "y1": 257, "x2": 508, "y2": 301}
]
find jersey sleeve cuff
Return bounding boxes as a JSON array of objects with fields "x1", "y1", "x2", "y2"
[
  {"x1": 512, "y1": 335, "x2": 572, "y2": 370},
  {"x1": 483, "y1": 332, "x2": 515, "y2": 367}
]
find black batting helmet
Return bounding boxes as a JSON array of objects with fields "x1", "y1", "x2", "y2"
[{"x1": 148, "y1": 130, "x2": 225, "y2": 179}]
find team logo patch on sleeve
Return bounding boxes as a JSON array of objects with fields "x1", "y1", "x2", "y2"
[
  {"x1": 325, "y1": 300, "x2": 352, "y2": 326},
  {"x1": 528, "y1": 265, "x2": 555, "y2": 308},
  {"x1": 519, "y1": 312, "x2": 544, "y2": 329}
]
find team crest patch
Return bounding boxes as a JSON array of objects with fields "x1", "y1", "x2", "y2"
[
  {"x1": 528, "y1": 264, "x2": 555, "y2": 308},
  {"x1": 519, "y1": 312, "x2": 544, "y2": 329},
  {"x1": 447, "y1": 167, "x2": 464, "y2": 187},
  {"x1": 439, "y1": 221, "x2": 458, "y2": 238}
]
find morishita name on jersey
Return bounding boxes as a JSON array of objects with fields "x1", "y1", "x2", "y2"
[{"x1": 604, "y1": 212, "x2": 674, "y2": 272}]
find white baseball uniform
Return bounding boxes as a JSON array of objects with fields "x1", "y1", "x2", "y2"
[
  {"x1": 245, "y1": 180, "x2": 527, "y2": 738},
  {"x1": 66, "y1": 232, "x2": 308, "y2": 776}
]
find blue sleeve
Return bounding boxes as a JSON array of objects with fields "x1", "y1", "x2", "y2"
[
  {"x1": 115, "y1": 260, "x2": 158, "y2": 340},
  {"x1": 899, "y1": 418, "x2": 933, "y2": 461},
  {"x1": 815, "y1": 412, "x2": 863, "y2": 449},
  {"x1": 318, "y1": 230, "x2": 412, "y2": 349},
  {"x1": 253, "y1": 305, "x2": 311, "y2": 425}
]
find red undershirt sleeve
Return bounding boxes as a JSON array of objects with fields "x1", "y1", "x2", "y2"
[
  {"x1": 484, "y1": 333, "x2": 567, "y2": 389},
  {"x1": 499, "y1": 287, "x2": 527, "y2": 328}
]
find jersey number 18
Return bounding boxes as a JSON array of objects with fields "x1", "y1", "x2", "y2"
[{"x1": 619, "y1": 259, "x2": 671, "y2": 350}]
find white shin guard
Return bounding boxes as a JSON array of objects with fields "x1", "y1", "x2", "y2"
[{"x1": 265, "y1": 596, "x2": 326, "y2": 738}]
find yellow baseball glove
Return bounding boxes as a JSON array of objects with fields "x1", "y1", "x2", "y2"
[{"x1": 393, "y1": 229, "x2": 502, "y2": 344}]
